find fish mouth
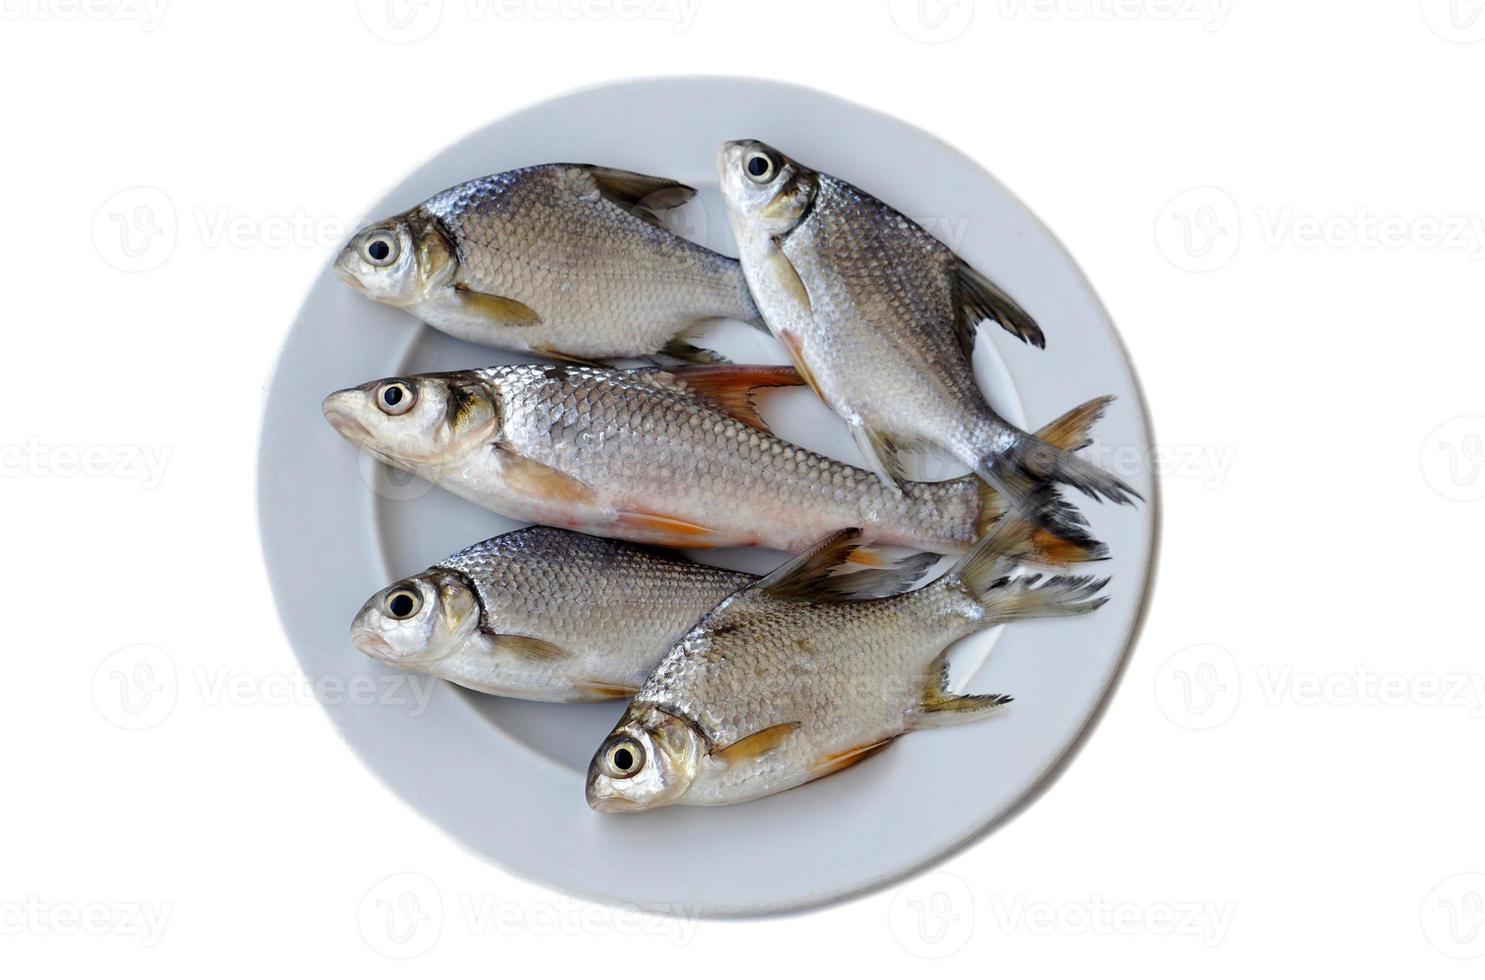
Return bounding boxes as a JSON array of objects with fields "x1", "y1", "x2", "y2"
[
  {"x1": 350, "y1": 629, "x2": 397, "y2": 663},
  {"x1": 333, "y1": 264, "x2": 362, "y2": 289},
  {"x1": 321, "y1": 393, "x2": 374, "y2": 447},
  {"x1": 585, "y1": 782, "x2": 649, "y2": 814}
]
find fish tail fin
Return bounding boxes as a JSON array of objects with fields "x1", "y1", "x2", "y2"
[
  {"x1": 974, "y1": 483, "x2": 1108, "y2": 565},
  {"x1": 914, "y1": 571, "x2": 1106, "y2": 731},
  {"x1": 1033, "y1": 395, "x2": 1115, "y2": 454},
  {"x1": 950, "y1": 495, "x2": 1111, "y2": 622},
  {"x1": 974, "y1": 573, "x2": 1110, "y2": 626},
  {"x1": 977, "y1": 417, "x2": 1142, "y2": 507}
]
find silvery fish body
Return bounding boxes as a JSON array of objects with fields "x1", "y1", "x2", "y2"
[
  {"x1": 350, "y1": 526, "x2": 754, "y2": 702},
  {"x1": 350, "y1": 525, "x2": 933, "y2": 702},
  {"x1": 584, "y1": 497, "x2": 1108, "y2": 811},
  {"x1": 717, "y1": 140, "x2": 1137, "y2": 506},
  {"x1": 337, "y1": 164, "x2": 758, "y2": 362},
  {"x1": 323, "y1": 364, "x2": 1106, "y2": 558}
]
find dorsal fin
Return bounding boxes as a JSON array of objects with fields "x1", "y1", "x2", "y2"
[
  {"x1": 581, "y1": 166, "x2": 697, "y2": 224},
  {"x1": 752, "y1": 527, "x2": 868, "y2": 601},
  {"x1": 636, "y1": 364, "x2": 804, "y2": 432},
  {"x1": 955, "y1": 259, "x2": 1045, "y2": 351}
]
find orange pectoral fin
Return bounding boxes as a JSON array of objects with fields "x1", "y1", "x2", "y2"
[
  {"x1": 494, "y1": 448, "x2": 597, "y2": 506},
  {"x1": 615, "y1": 510, "x2": 728, "y2": 548},
  {"x1": 777, "y1": 331, "x2": 828, "y2": 405}
]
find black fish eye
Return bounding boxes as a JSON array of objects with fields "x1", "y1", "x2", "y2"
[
  {"x1": 605, "y1": 738, "x2": 645, "y2": 778},
  {"x1": 745, "y1": 152, "x2": 774, "y2": 182},
  {"x1": 362, "y1": 231, "x2": 398, "y2": 266},
  {"x1": 375, "y1": 381, "x2": 415, "y2": 416},
  {"x1": 386, "y1": 588, "x2": 421, "y2": 620}
]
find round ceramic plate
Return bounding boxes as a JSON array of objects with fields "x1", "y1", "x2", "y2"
[{"x1": 258, "y1": 77, "x2": 1156, "y2": 917}]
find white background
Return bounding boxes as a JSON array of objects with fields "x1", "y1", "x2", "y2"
[{"x1": 3, "y1": 0, "x2": 1483, "y2": 974}]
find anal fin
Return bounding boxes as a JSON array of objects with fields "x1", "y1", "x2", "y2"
[
  {"x1": 913, "y1": 659, "x2": 1013, "y2": 730},
  {"x1": 615, "y1": 509, "x2": 727, "y2": 548},
  {"x1": 810, "y1": 736, "x2": 899, "y2": 779},
  {"x1": 849, "y1": 422, "x2": 910, "y2": 493}
]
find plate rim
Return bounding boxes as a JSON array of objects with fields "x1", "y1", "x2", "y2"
[{"x1": 255, "y1": 73, "x2": 1161, "y2": 918}]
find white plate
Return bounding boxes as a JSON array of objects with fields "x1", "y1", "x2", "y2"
[{"x1": 257, "y1": 77, "x2": 1156, "y2": 917}]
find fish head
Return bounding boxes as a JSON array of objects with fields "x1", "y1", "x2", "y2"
[
  {"x1": 350, "y1": 569, "x2": 480, "y2": 667},
  {"x1": 335, "y1": 210, "x2": 456, "y2": 308},
  {"x1": 321, "y1": 371, "x2": 501, "y2": 469},
  {"x1": 586, "y1": 705, "x2": 704, "y2": 813},
  {"x1": 717, "y1": 139, "x2": 817, "y2": 241}
]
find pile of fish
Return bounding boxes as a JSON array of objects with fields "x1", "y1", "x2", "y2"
[{"x1": 325, "y1": 143, "x2": 1139, "y2": 812}]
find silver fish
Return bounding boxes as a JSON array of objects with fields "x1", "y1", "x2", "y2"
[
  {"x1": 717, "y1": 139, "x2": 1139, "y2": 505},
  {"x1": 337, "y1": 164, "x2": 758, "y2": 363},
  {"x1": 585, "y1": 493, "x2": 1108, "y2": 811},
  {"x1": 350, "y1": 525, "x2": 932, "y2": 702},
  {"x1": 322, "y1": 362, "x2": 1108, "y2": 559}
]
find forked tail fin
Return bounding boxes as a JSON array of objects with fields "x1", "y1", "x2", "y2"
[
  {"x1": 974, "y1": 482, "x2": 1108, "y2": 565},
  {"x1": 976, "y1": 397, "x2": 1142, "y2": 506},
  {"x1": 950, "y1": 491, "x2": 1109, "y2": 615}
]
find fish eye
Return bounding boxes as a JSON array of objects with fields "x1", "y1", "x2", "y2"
[
  {"x1": 385, "y1": 587, "x2": 422, "y2": 620},
  {"x1": 603, "y1": 737, "x2": 645, "y2": 779},
  {"x1": 361, "y1": 231, "x2": 398, "y2": 267},
  {"x1": 744, "y1": 152, "x2": 775, "y2": 183},
  {"x1": 375, "y1": 381, "x2": 416, "y2": 416}
]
